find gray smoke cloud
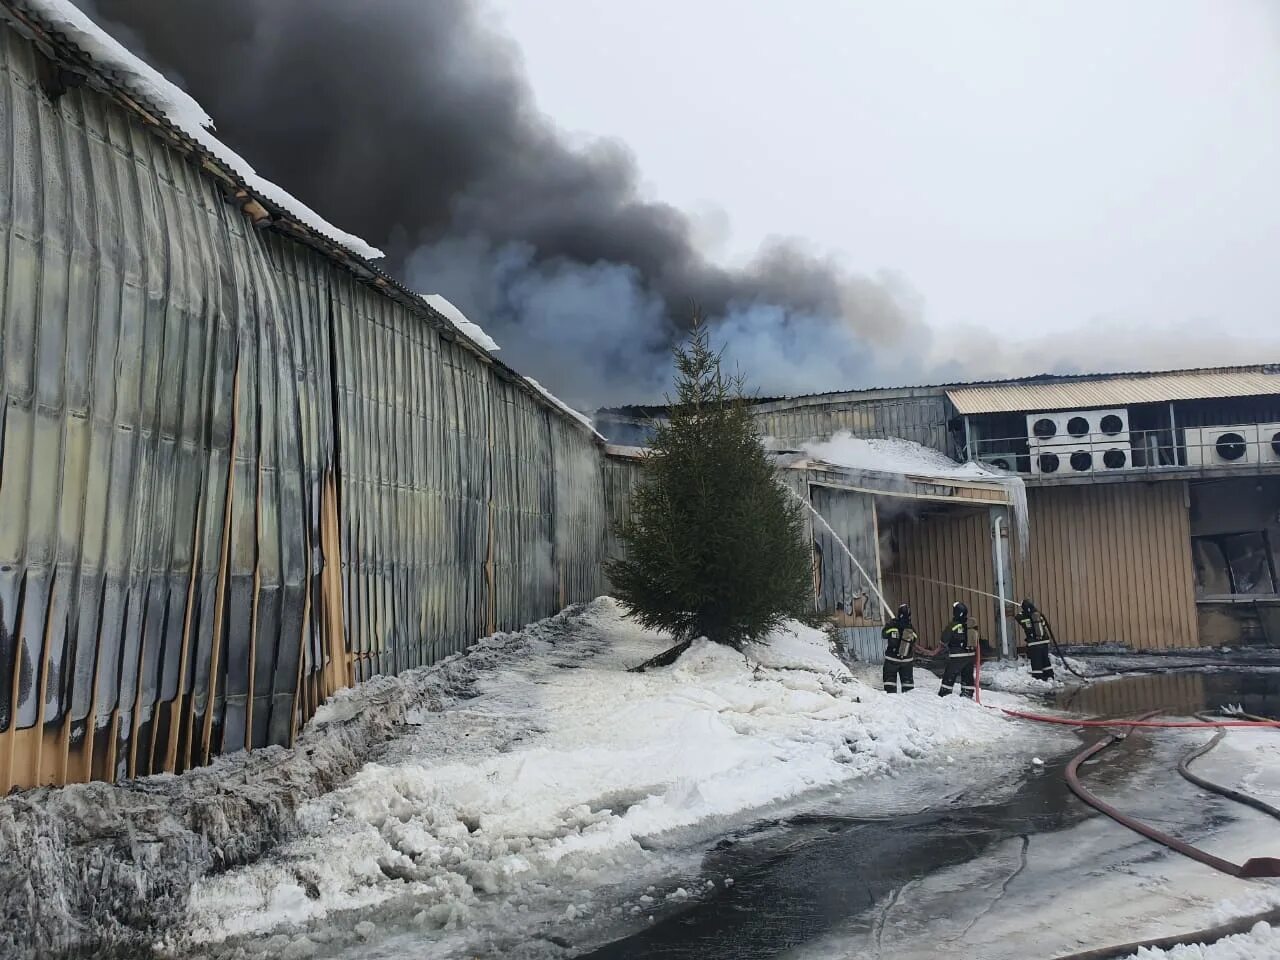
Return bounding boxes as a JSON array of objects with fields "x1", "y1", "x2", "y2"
[{"x1": 71, "y1": 0, "x2": 928, "y2": 407}]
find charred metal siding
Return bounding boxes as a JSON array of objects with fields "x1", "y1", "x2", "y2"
[
  {"x1": 751, "y1": 394, "x2": 951, "y2": 452},
  {"x1": 808, "y1": 484, "x2": 883, "y2": 625},
  {"x1": 0, "y1": 25, "x2": 609, "y2": 790},
  {"x1": 1014, "y1": 483, "x2": 1198, "y2": 649},
  {"x1": 601, "y1": 454, "x2": 641, "y2": 588}
]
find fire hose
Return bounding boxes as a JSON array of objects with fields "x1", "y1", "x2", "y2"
[
  {"x1": 1049, "y1": 905, "x2": 1280, "y2": 960},
  {"x1": 1040, "y1": 612, "x2": 1090, "y2": 681},
  {"x1": 1178, "y1": 728, "x2": 1280, "y2": 822},
  {"x1": 998, "y1": 709, "x2": 1280, "y2": 729},
  {"x1": 1046, "y1": 727, "x2": 1280, "y2": 959},
  {"x1": 1064, "y1": 718, "x2": 1280, "y2": 878}
]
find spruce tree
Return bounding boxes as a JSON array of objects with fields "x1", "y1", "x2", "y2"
[{"x1": 609, "y1": 320, "x2": 815, "y2": 662}]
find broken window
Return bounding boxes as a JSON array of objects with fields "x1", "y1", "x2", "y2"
[
  {"x1": 1192, "y1": 531, "x2": 1278, "y2": 596},
  {"x1": 1222, "y1": 532, "x2": 1275, "y2": 594}
]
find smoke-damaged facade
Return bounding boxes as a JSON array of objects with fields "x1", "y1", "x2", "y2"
[
  {"x1": 0, "y1": 7, "x2": 614, "y2": 791},
  {"x1": 602, "y1": 366, "x2": 1280, "y2": 652}
]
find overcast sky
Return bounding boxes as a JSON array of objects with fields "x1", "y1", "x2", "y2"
[{"x1": 490, "y1": 0, "x2": 1280, "y2": 366}]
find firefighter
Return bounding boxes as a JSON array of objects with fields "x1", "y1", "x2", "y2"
[
  {"x1": 881, "y1": 603, "x2": 939, "y2": 693},
  {"x1": 938, "y1": 600, "x2": 978, "y2": 699},
  {"x1": 1015, "y1": 599, "x2": 1055, "y2": 681}
]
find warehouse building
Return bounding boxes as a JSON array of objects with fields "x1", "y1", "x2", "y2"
[
  {"x1": 599, "y1": 364, "x2": 1280, "y2": 652},
  {"x1": 0, "y1": 2, "x2": 616, "y2": 789}
]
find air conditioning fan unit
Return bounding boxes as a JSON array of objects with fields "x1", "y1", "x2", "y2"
[
  {"x1": 1031, "y1": 447, "x2": 1099, "y2": 476},
  {"x1": 1026, "y1": 408, "x2": 1130, "y2": 448},
  {"x1": 978, "y1": 451, "x2": 1020, "y2": 473},
  {"x1": 1096, "y1": 445, "x2": 1130, "y2": 470},
  {"x1": 1184, "y1": 425, "x2": 1260, "y2": 467},
  {"x1": 1259, "y1": 423, "x2": 1280, "y2": 464}
]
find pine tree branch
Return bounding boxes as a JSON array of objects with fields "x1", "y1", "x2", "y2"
[{"x1": 628, "y1": 638, "x2": 693, "y2": 673}]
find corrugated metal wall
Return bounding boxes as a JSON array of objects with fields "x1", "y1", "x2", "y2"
[
  {"x1": 886, "y1": 508, "x2": 997, "y2": 650},
  {"x1": 0, "y1": 26, "x2": 609, "y2": 790},
  {"x1": 1016, "y1": 483, "x2": 1197, "y2": 649},
  {"x1": 601, "y1": 455, "x2": 641, "y2": 583},
  {"x1": 809, "y1": 484, "x2": 883, "y2": 625},
  {"x1": 752, "y1": 394, "x2": 951, "y2": 452}
]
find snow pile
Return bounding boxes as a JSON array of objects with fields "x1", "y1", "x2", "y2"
[
  {"x1": 420, "y1": 294, "x2": 501, "y2": 353},
  {"x1": 525, "y1": 377, "x2": 606, "y2": 439},
  {"x1": 802, "y1": 433, "x2": 997, "y2": 481},
  {"x1": 22, "y1": 0, "x2": 384, "y2": 261},
  {"x1": 978, "y1": 657, "x2": 1089, "y2": 694},
  {"x1": 184, "y1": 601, "x2": 1040, "y2": 949},
  {"x1": 1126, "y1": 921, "x2": 1280, "y2": 959}
]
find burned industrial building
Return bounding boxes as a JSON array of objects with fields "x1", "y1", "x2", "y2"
[
  {"x1": 600, "y1": 364, "x2": 1280, "y2": 655},
  {"x1": 2, "y1": 0, "x2": 1279, "y2": 802}
]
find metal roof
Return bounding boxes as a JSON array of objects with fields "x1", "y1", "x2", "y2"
[{"x1": 947, "y1": 368, "x2": 1280, "y2": 415}]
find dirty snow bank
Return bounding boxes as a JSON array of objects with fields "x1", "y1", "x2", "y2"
[
  {"x1": 1126, "y1": 921, "x2": 1280, "y2": 958},
  {"x1": 0, "y1": 614, "x2": 568, "y2": 959},
  {"x1": 184, "y1": 601, "x2": 1040, "y2": 951}
]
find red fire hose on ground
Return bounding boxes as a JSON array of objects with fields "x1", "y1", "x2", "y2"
[
  {"x1": 1178, "y1": 729, "x2": 1280, "y2": 821},
  {"x1": 1064, "y1": 718, "x2": 1280, "y2": 879}
]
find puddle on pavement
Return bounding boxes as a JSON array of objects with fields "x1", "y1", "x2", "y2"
[
  {"x1": 1055, "y1": 669, "x2": 1280, "y2": 719},
  {"x1": 575, "y1": 740, "x2": 1156, "y2": 960}
]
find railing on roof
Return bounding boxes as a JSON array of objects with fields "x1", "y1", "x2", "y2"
[{"x1": 965, "y1": 424, "x2": 1280, "y2": 480}]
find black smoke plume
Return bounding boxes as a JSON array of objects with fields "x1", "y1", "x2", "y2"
[{"x1": 73, "y1": 0, "x2": 926, "y2": 406}]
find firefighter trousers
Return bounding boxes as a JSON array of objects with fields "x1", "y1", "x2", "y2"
[
  {"x1": 939, "y1": 652, "x2": 976, "y2": 698},
  {"x1": 882, "y1": 657, "x2": 914, "y2": 693},
  {"x1": 1028, "y1": 640, "x2": 1054, "y2": 680}
]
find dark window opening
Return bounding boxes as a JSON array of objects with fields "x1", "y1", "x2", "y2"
[{"x1": 1192, "y1": 530, "x2": 1278, "y2": 596}]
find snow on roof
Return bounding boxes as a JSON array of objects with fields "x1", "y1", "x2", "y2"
[
  {"x1": 524, "y1": 378, "x2": 605, "y2": 441},
  {"x1": 799, "y1": 431, "x2": 1031, "y2": 559},
  {"x1": 22, "y1": 0, "x2": 385, "y2": 262},
  {"x1": 800, "y1": 433, "x2": 1000, "y2": 482},
  {"x1": 420, "y1": 294, "x2": 500, "y2": 353}
]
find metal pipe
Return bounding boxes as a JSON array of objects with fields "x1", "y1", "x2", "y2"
[{"x1": 993, "y1": 512, "x2": 1011, "y2": 657}]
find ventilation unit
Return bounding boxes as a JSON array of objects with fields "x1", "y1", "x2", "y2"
[
  {"x1": 1031, "y1": 448, "x2": 1098, "y2": 476},
  {"x1": 1258, "y1": 423, "x2": 1280, "y2": 464},
  {"x1": 978, "y1": 452, "x2": 1020, "y2": 473},
  {"x1": 1026, "y1": 408, "x2": 1130, "y2": 447},
  {"x1": 1184, "y1": 425, "x2": 1260, "y2": 467},
  {"x1": 1098, "y1": 446, "x2": 1130, "y2": 470}
]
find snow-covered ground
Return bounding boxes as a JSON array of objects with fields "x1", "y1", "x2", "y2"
[
  {"x1": 978, "y1": 656, "x2": 1091, "y2": 695},
  {"x1": 176, "y1": 599, "x2": 1057, "y2": 955},
  {"x1": 789, "y1": 725, "x2": 1280, "y2": 960},
  {"x1": 1126, "y1": 922, "x2": 1280, "y2": 959},
  {"x1": 7, "y1": 598, "x2": 1273, "y2": 960}
]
